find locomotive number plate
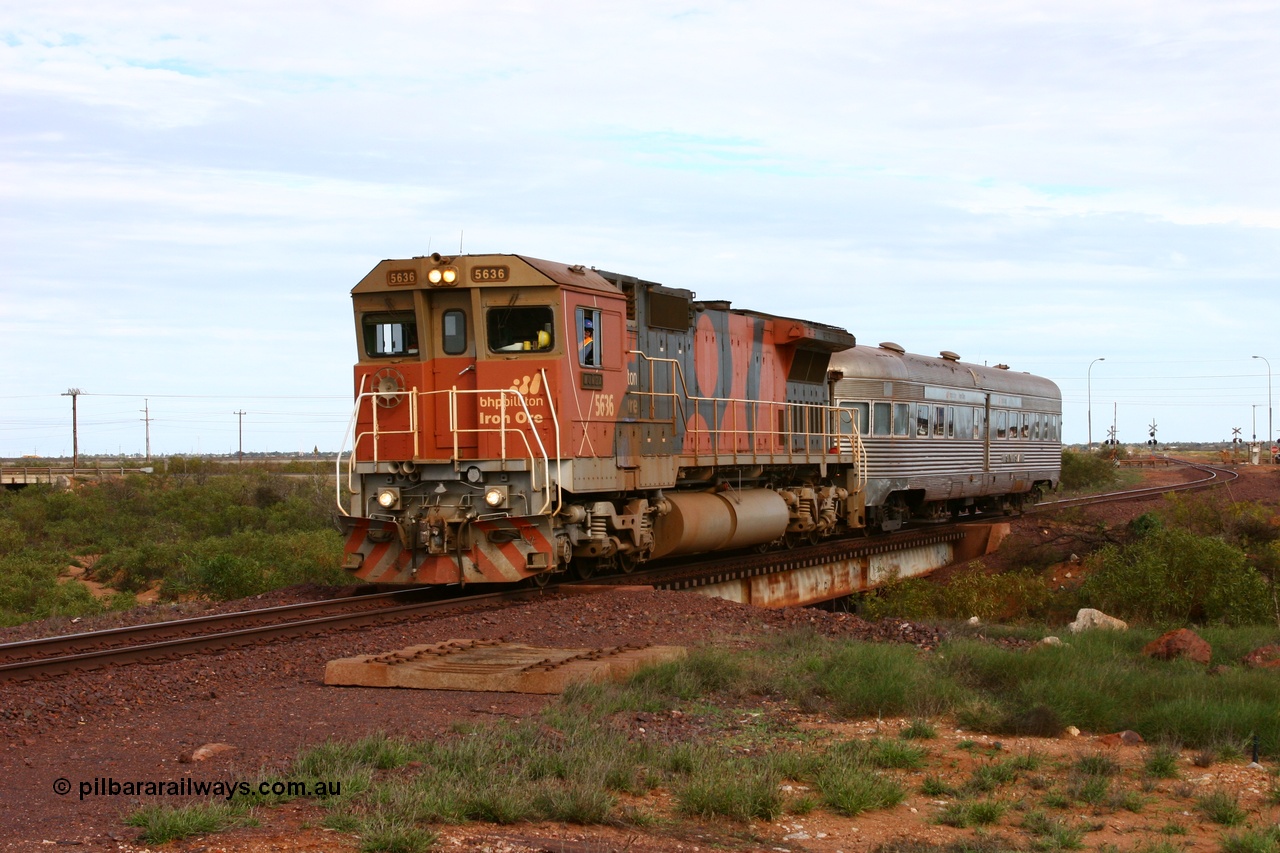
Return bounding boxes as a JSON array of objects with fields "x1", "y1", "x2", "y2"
[
  {"x1": 471, "y1": 265, "x2": 510, "y2": 283},
  {"x1": 386, "y1": 269, "x2": 418, "y2": 286},
  {"x1": 580, "y1": 372, "x2": 604, "y2": 390}
]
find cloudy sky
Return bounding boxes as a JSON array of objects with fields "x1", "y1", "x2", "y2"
[{"x1": 2, "y1": 0, "x2": 1278, "y2": 457}]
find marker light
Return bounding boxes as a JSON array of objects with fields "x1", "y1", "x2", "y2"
[
  {"x1": 377, "y1": 488, "x2": 399, "y2": 509},
  {"x1": 483, "y1": 486, "x2": 507, "y2": 508}
]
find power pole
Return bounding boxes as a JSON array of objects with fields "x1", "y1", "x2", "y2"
[
  {"x1": 140, "y1": 399, "x2": 152, "y2": 462},
  {"x1": 234, "y1": 410, "x2": 247, "y2": 464},
  {"x1": 62, "y1": 388, "x2": 82, "y2": 473}
]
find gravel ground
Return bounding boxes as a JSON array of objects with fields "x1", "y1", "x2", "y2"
[{"x1": 2, "y1": 462, "x2": 1277, "y2": 852}]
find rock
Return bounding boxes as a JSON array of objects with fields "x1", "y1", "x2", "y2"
[
  {"x1": 1038, "y1": 636, "x2": 1063, "y2": 646},
  {"x1": 1143, "y1": 629, "x2": 1212, "y2": 665},
  {"x1": 1097, "y1": 730, "x2": 1145, "y2": 747},
  {"x1": 189, "y1": 742, "x2": 237, "y2": 762},
  {"x1": 1064, "y1": 726, "x2": 1081, "y2": 737},
  {"x1": 967, "y1": 616, "x2": 981, "y2": 626},
  {"x1": 1243, "y1": 645, "x2": 1280, "y2": 669},
  {"x1": 1067, "y1": 608, "x2": 1127, "y2": 633}
]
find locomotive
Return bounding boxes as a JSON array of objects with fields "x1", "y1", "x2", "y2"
[{"x1": 336, "y1": 253, "x2": 1061, "y2": 586}]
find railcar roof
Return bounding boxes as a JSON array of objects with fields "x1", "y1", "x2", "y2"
[{"x1": 830, "y1": 345, "x2": 1061, "y2": 400}]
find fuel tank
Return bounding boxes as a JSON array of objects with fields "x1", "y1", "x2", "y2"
[{"x1": 650, "y1": 489, "x2": 789, "y2": 559}]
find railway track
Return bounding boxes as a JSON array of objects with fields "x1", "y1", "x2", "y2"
[
  {"x1": 1036, "y1": 457, "x2": 1238, "y2": 511},
  {"x1": 0, "y1": 456, "x2": 1238, "y2": 683},
  {"x1": 0, "y1": 587, "x2": 548, "y2": 683}
]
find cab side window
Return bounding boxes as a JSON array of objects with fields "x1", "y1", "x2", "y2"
[{"x1": 577, "y1": 307, "x2": 601, "y2": 367}]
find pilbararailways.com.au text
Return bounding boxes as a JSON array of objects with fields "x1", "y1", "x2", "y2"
[{"x1": 54, "y1": 776, "x2": 343, "y2": 802}]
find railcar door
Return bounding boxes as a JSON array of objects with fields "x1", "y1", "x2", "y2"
[
  {"x1": 982, "y1": 394, "x2": 991, "y2": 473},
  {"x1": 430, "y1": 291, "x2": 477, "y2": 453}
]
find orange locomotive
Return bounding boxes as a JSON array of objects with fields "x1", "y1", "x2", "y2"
[{"x1": 336, "y1": 253, "x2": 867, "y2": 585}]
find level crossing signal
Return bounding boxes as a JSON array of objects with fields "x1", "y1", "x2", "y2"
[{"x1": 1146, "y1": 420, "x2": 1158, "y2": 447}]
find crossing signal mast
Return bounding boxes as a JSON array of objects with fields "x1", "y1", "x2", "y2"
[
  {"x1": 1146, "y1": 420, "x2": 1158, "y2": 447},
  {"x1": 1104, "y1": 426, "x2": 1118, "y2": 446}
]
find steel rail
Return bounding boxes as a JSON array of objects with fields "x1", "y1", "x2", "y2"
[
  {"x1": 0, "y1": 588, "x2": 430, "y2": 666},
  {"x1": 0, "y1": 588, "x2": 549, "y2": 682},
  {"x1": 1035, "y1": 457, "x2": 1237, "y2": 512}
]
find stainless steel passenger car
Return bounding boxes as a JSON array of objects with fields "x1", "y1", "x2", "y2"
[{"x1": 830, "y1": 343, "x2": 1061, "y2": 530}]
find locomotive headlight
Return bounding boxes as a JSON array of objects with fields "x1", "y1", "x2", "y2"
[
  {"x1": 427, "y1": 267, "x2": 458, "y2": 286},
  {"x1": 483, "y1": 485, "x2": 508, "y2": 508},
  {"x1": 376, "y1": 487, "x2": 400, "y2": 509}
]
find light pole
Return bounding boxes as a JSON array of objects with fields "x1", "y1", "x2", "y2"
[
  {"x1": 1253, "y1": 355, "x2": 1272, "y2": 449},
  {"x1": 1088, "y1": 358, "x2": 1105, "y2": 450}
]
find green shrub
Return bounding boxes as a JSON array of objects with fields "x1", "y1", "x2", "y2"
[
  {"x1": 1060, "y1": 450, "x2": 1119, "y2": 492},
  {"x1": 1082, "y1": 528, "x2": 1270, "y2": 624}
]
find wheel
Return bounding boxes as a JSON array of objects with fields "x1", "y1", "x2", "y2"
[
  {"x1": 618, "y1": 552, "x2": 639, "y2": 574},
  {"x1": 532, "y1": 570, "x2": 552, "y2": 588},
  {"x1": 574, "y1": 559, "x2": 596, "y2": 581}
]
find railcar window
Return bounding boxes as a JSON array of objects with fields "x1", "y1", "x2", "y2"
[
  {"x1": 973, "y1": 407, "x2": 984, "y2": 440},
  {"x1": 1031, "y1": 413, "x2": 1041, "y2": 440},
  {"x1": 956, "y1": 406, "x2": 973, "y2": 440},
  {"x1": 442, "y1": 310, "x2": 467, "y2": 355},
  {"x1": 933, "y1": 406, "x2": 946, "y2": 437},
  {"x1": 994, "y1": 410, "x2": 1007, "y2": 440},
  {"x1": 916, "y1": 405, "x2": 930, "y2": 437},
  {"x1": 873, "y1": 402, "x2": 892, "y2": 436},
  {"x1": 577, "y1": 307, "x2": 601, "y2": 367},
  {"x1": 893, "y1": 403, "x2": 910, "y2": 436},
  {"x1": 1020, "y1": 413, "x2": 1030, "y2": 439},
  {"x1": 487, "y1": 306, "x2": 554, "y2": 353},
  {"x1": 840, "y1": 401, "x2": 870, "y2": 435},
  {"x1": 362, "y1": 312, "x2": 418, "y2": 358}
]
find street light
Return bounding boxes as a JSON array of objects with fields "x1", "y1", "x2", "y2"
[
  {"x1": 1253, "y1": 355, "x2": 1272, "y2": 448},
  {"x1": 1088, "y1": 358, "x2": 1105, "y2": 450}
]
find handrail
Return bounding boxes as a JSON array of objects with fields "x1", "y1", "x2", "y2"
[
  {"x1": 445, "y1": 386, "x2": 555, "y2": 515},
  {"x1": 337, "y1": 379, "x2": 559, "y2": 518},
  {"x1": 626, "y1": 350, "x2": 865, "y2": 477},
  {"x1": 539, "y1": 368, "x2": 563, "y2": 515}
]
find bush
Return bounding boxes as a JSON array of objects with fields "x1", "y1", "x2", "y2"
[
  {"x1": 1082, "y1": 528, "x2": 1270, "y2": 624},
  {"x1": 864, "y1": 564, "x2": 1055, "y2": 623},
  {"x1": 1060, "y1": 450, "x2": 1119, "y2": 492}
]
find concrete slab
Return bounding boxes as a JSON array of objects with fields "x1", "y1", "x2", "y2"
[{"x1": 324, "y1": 638, "x2": 686, "y2": 694}]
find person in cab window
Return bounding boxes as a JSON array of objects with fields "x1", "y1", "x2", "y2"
[{"x1": 580, "y1": 314, "x2": 594, "y2": 364}]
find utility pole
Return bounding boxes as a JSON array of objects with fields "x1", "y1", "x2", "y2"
[
  {"x1": 62, "y1": 388, "x2": 82, "y2": 473},
  {"x1": 234, "y1": 410, "x2": 247, "y2": 464},
  {"x1": 140, "y1": 399, "x2": 152, "y2": 462}
]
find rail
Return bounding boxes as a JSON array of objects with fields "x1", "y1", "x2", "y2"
[{"x1": 627, "y1": 351, "x2": 866, "y2": 491}]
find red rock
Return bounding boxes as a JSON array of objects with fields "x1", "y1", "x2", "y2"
[
  {"x1": 1142, "y1": 629, "x2": 1211, "y2": 665},
  {"x1": 1243, "y1": 645, "x2": 1280, "y2": 669}
]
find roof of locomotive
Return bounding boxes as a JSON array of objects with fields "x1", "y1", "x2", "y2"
[
  {"x1": 830, "y1": 344, "x2": 1061, "y2": 401},
  {"x1": 353, "y1": 253, "x2": 621, "y2": 295}
]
